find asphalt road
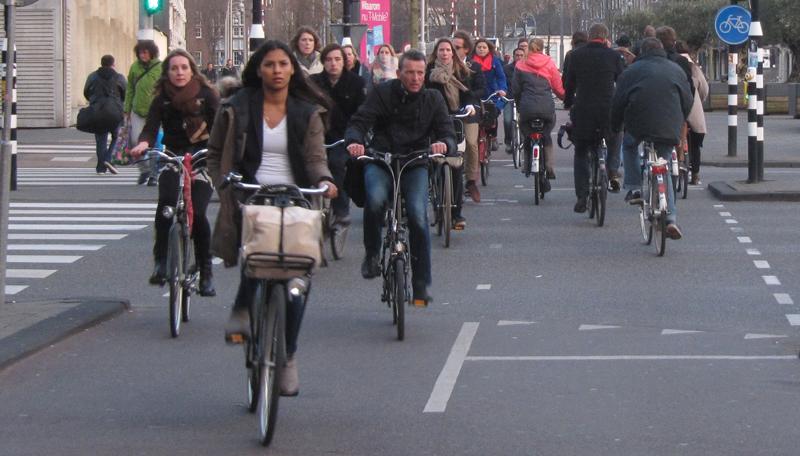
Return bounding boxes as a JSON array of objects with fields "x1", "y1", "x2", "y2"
[{"x1": 1, "y1": 150, "x2": 800, "y2": 455}]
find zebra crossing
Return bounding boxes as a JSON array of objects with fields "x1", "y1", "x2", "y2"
[
  {"x1": 19, "y1": 143, "x2": 96, "y2": 161},
  {"x1": 17, "y1": 167, "x2": 141, "y2": 186},
  {"x1": 4, "y1": 202, "x2": 154, "y2": 296}
]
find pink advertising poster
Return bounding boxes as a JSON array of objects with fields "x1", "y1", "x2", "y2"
[{"x1": 359, "y1": 0, "x2": 391, "y2": 63}]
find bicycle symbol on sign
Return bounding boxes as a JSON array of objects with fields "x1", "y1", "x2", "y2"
[{"x1": 718, "y1": 15, "x2": 749, "y2": 35}]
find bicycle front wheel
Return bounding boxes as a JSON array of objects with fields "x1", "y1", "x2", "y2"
[
  {"x1": 330, "y1": 224, "x2": 348, "y2": 260},
  {"x1": 393, "y1": 257, "x2": 406, "y2": 341},
  {"x1": 181, "y1": 231, "x2": 194, "y2": 323},
  {"x1": 247, "y1": 281, "x2": 267, "y2": 413},
  {"x1": 511, "y1": 124, "x2": 520, "y2": 169},
  {"x1": 480, "y1": 161, "x2": 489, "y2": 186},
  {"x1": 258, "y1": 283, "x2": 285, "y2": 447},
  {"x1": 443, "y1": 164, "x2": 453, "y2": 248},
  {"x1": 654, "y1": 210, "x2": 667, "y2": 257},
  {"x1": 167, "y1": 223, "x2": 184, "y2": 338},
  {"x1": 596, "y1": 172, "x2": 608, "y2": 227}
]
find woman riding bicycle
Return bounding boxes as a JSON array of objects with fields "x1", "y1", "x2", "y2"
[
  {"x1": 426, "y1": 37, "x2": 484, "y2": 228},
  {"x1": 207, "y1": 40, "x2": 337, "y2": 396},
  {"x1": 129, "y1": 49, "x2": 220, "y2": 297},
  {"x1": 511, "y1": 38, "x2": 565, "y2": 184},
  {"x1": 470, "y1": 38, "x2": 508, "y2": 153}
]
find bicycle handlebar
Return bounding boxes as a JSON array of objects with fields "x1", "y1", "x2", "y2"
[
  {"x1": 324, "y1": 139, "x2": 345, "y2": 149},
  {"x1": 222, "y1": 171, "x2": 328, "y2": 195},
  {"x1": 481, "y1": 90, "x2": 507, "y2": 103}
]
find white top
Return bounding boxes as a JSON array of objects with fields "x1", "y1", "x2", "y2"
[{"x1": 255, "y1": 117, "x2": 296, "y2": 186}]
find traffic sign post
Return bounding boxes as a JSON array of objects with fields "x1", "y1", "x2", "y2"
[{"x1": 716, "y1": 3, "x2": 751, "y2": 159}]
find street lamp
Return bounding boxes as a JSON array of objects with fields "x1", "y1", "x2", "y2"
[{"x1": 250, "y1": 0, "x2": 265, "y2": 53}]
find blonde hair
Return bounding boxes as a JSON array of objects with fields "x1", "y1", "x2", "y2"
[{"x1": 529, "y1": 38, "x2": 545, "y2": 53}]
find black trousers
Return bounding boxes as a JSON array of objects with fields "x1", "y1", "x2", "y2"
[
  {"x1": 327, "y1": 144, "x2": 350, "y2": 217},
  {"x1": 687, "y1": 130, "x2": 704, "y2": 175},
  {"x1": 153, "y1": 167, "x2": 213, "y2": 265}
]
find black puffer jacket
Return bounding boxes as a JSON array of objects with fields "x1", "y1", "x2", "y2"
[
  {"x1": 611, "y1": 48, "x2": 693, "y2": 145},
  {"x1": 345, "y1": 79, "x2": 456, "y2": 158},
  {"x1": 563, "y1": 41, "x2": 624, "y2": 141}
]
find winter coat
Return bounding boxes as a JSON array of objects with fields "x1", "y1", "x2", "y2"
[
  {"x1": 476, "y1": 55, "x2": 508, "y2": 111},
  {"x1": 345, "y1": 78, "x2": 457, "y2": 159},
  {"x1": 296, "y1": 51, "x2": 324, "y2": 76},
  {"x1": 611, "y1": 48, "x2": 694, "y2": 146},
  {"x1": 310, "y1": 70, "x2": 366, "y2": 143},
  {"x1": 682, "y1": 54, "x2": 708, "y2": 134},
  {"x1": 123, "y1": 59, "x2": 162, "y2": 118},
  {"x1": 563, "y1": 41, "x2": 624, "y2": 142},
  {"x1": 83, "y1": 66, "x2": 126, "y2": 131},
  {"x1": 425, "y1": 60, "x2": 486, "y2": 124},
  {"x1": 138, "y1": 84, "x2": 220, "y2": 151},
  {"x1": 206, "y1": 87, "x2": 334, "y2": 266},
  {"x1": 511, "y1": 53, "x2": 565, "y2": 121}
]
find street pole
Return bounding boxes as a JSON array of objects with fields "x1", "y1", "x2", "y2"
[
  {"x1": 559, "y1": 0, "x2": 565, "y2": 68},
  {"x1": 410, "y1": 0, "x2": 420, "y2": 50},
  {"x1": 250, "y1": 0, "x2": 265, "y2": 54},
  {"x1": 493, "y1": 0, "x2": 496, "y2": 38},
  {"x1": 752, "y1": 0, "x2": 765, "y2": 182},
  {"x1": 727, "y1": 0, "x2": 739, "y2": 157},
  {"x1": 0, "y1": 0, "x2": 15, "y2": 307},
  {"x1": 342, "y1": 0, "x2": 351, "y2": 45},
  {"x1": 137, "y1": 2, "x2": 154, "y2": 41},
  {"x1": 420, "y1": 0, "x2": 426, "y2": 53},
  {"x1": 746, "y1": 0, "x2": 761, "y2": 183},
  {"x1": 481, "y1": 0, "x2": 485, "y2": 37}
]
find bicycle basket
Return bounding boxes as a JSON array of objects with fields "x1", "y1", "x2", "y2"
[
  {"x1": 240, "y1": 204, "x2": 323, "y2": 280},
  {"x1": 479, "y1": 101, "x2": 498, "y2": 129}
]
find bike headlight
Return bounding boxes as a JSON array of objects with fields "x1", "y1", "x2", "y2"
[
  {"x1": 161, "y1": 206, "x2": 175, "y2": 219},
  {"x1": 288, "y1": 277, "x2": 308, "y2": 298},
  {"x1": 395, "y1": 241, "x2": 405, "y2": 253}
]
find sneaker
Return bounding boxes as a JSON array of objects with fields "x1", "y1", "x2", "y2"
[
  {"x1": 453, "y1": 215, "x2": 466, "y2": 230},
  {"x1": 573, "y1": 197, "x2": 588, "y2": 213},
  {"x1": 666, "y1": 223, "x2": 683, "y2": 240},
  {"x1": 624, "y1": 189, "x2": 642, "y2": 205},
  {"x1": 104, "y1": 161, "x2": 118, "y2": 175},
  {"x1": 466, "y1": 180, "x2": 481, "y2": 203},
  {"x1": 412, "y1": 283, "x2": 433, "y2": 307},
  {"x1": 147, "y1": 176, "x2": 158, "y2": 187},
  {"x1": 361, "y1": 254, "x2": 380, "y2": 279},
  {"x1": 96, "y1": 170, "x2": 107, "y2": 175},
  {"x1": 137, "y1": 172, "x2": 150, "y2": 185},
  {"x1": 609, "y1": 176, "x2": 621, "y2": 193},
  {"x1": 224, "y1": 308, "x2": 250, "y2": 344},
  {"x1": 279, "y1": 355, "x2": 299, "y2": 397}
]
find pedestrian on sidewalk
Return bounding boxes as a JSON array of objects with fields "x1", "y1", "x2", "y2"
[
  {"x1": 123, "y1": 40, "x2": 162, "y2": 186},
  {"x1": 83, "y1": 54, "x2": 126, "y2": 174},
  {"x1": 201, "y1": 62, "x2": 218, "y2": 84}
]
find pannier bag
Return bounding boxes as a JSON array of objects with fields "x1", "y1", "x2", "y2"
[{"x1": 240, "y1": 204, "x2": 323, "y2": 280}]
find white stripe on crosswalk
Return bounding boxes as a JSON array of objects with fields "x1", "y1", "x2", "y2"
[
  {"x1": 6, "y1": 269, "x2": 57, "y2": 278},
  {"x1": 19, "y1": 182, "x2": 138, "y2": 186},
  {"x1": 10, "y1": 224, "x2": 147, "y2": 231},
  {"x1": 11, "y1": 210, "x2": 153, "y2": 215},
  {"x1": 11, "y1": 203, "x2": 156, "y2": 208},
  {"x1": 20, "y1": 145, "x2": 95, "y2": 149},
  {"x1": 50, "y1": 157, "x2": 92, "y2": 162},
  {"x1": 7, "y1": 255, "x2": 82, "y2": 264},
  {"x1": 5, "y1": 285, "x2": 28, "y2": 295},
  {"x1": 8, "y1": 233, "x2": 127, "y2": 240},
  {"x1": 10, "y1": 216, "x2": 152, "y2": 222},
  {"x1": 8, "y1": 244, "x2": 104, "y2": 251}
]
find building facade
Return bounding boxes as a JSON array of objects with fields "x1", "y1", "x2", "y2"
[{"x1": 185, "y1": 0, "x2": 249, "y2": 70}]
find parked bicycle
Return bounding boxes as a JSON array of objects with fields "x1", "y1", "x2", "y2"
[
  {"x1": 358, "y1": 148, "x2": 439, "y2": 340},
  {"x1": 638, "y1": 141, "x2": 672, "y2": 256},
  {"x1": 223, "y1": 172, "x2": 328, "y2": 446}
]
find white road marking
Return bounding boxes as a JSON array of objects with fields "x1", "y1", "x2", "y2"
[
  {"x1": 4, "y1": 285, "x2": 28, "y2": 295},
  {"x1": 6, "y1": 269, "x2": 57, "y2": 278},
  {"x1": 753, "y1": 260, "x2": 770, "y2": 269},
  {"x1": 661, "y1": 329, "x2": 704, "y2": 335},
  {"x1": 514, "y1": 185, "x2": 524, "y2": 188},
  {"x1": 9, "y1": 224, "x2": 147, "y2": 231},
  {"x1": 746, "y1": 249, "x2": 761, "y2": 255},
  {"x1": 785, "y1": 315, "x2": 800, "y2": 326},
  {"x1": 162, "y1": 292, "x2": 170, "y2": 297},
  {"x1": 50, "y1": 157, "x2": 91, "y2": 162},
  {"x1": 744, "y1": 333, "x2": 787, "y2": 340},
  {"x1": 579, "y1": 324, "x2": 620, "y2": 331},
  {"x1": 11, "y1": 203, "x2": 156, "y2": 208},
  {"x1": 762, "y1": 276, "x2": 781, "y2": 286},
  {"x1": 719, "y1": 212, "x2": 732, "y2": 217},
  {"x1": 8, "y1": 233, "x2": 127, "y2": 240},
  {"x1": 730, "y1": 227, "x2": 744, "y2": 232},
  {"x1": 774, "y1": 293, "x2": 794, "y2": 305},
  {"x1": 725, "y1": 219, "x2": 738, "y2": 224},
  {"x1": 501, "y1": 218, "x2": 511, "y2": 221},
  {"x1": 737, "y1": 236, "x2": 752, "y2": 243},
  {"x1": 424, "y1": 322, "x2": 479, "y2": 413},
  {"x1": 7, "y1": 255, "x2": 82, "y2": 264},
  {"x1": 476, "y1": 284, "x2": 491, "y2": 290},
  {"x1": 19, "y1": 182, "x2": 136, "y2": 186},
  {"x1": 10, "y1": 210, "x2": 153, "y2": 215},
  {"x1": 10, "y1": 216, "x2": 152, "y2": 222},
  {"x1": 8, "y1": 244, "x2": 104, "y2": 251},
  {"x1": 713, "y1": 204, "x2": 725, "y2": 208},
  {"x1": 497, "y1": 320, "x2": 536, "y2": 326},
  {"x1": 464, "y1": 355, "x2": 797, "y2": 361},
  {"x1": 212, "y1": 257, "x2": 223, "y2": 265}
]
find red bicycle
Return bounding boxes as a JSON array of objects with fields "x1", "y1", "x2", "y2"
[{"x1": 477, "y1": 91, "x2": 504, "y2": 186}]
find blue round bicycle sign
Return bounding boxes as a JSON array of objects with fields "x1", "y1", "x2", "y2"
[{"x1": 715, "y1": 5, "x2": 751, "y2": 45}]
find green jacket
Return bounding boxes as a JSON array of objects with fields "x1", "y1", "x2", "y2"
[{"x1": 123, "y1": 59, "x2": 162, "y2": 117}]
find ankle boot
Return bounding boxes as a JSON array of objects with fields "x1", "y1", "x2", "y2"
[
  {"x1": 149, "y1": 258, "x2": 167, "y2": 285},
  {"x1": 199, "y1": 260, "x2": 216, "y2": 297}
]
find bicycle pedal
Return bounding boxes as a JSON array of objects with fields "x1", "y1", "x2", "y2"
[
  {"x1": 412, "y1": 298, "x2": 429, "y2": 308},
  {"x1": 225, "y1": 333, "x2": 247, "y2": 345}
]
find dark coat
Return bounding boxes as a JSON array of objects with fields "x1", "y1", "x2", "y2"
[
  {"x1": 82, "y1": 67, "x2": 127, "y2": 132},
  {"x1": 345, "y1": 78, "x2": 457, "y2": 158},
  {"x1": 310, "y1": 70, "x2": 366, "y2": 143},
  {"x1": 503, "y1": 61, "x2": 516, "y2": 87},
  {"x1": 512, "y1": 70, "x2": 555, "y2": 121},
  {"x1": 611, "y1": 48, "x2": 693, "y2": 146},
  {"x1": 563, "y1": 41, "x2": 624, "y2": 142},
  {"x1": 206, "y1": 87, "x2": 334, "y2": 266},
  {"x1": 138, "y1": 84, "x2": 220, "y2": 150},
  {"x1": 666, "y1": 48, "x2": 696, "y2": 96},
  {"x1": 424, "y1": 60, "x2": 486, "y2": 123}
]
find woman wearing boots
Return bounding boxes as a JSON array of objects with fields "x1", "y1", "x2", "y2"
[{"x1": 130, "y1": 49, "x2": 220, "y2": 297}]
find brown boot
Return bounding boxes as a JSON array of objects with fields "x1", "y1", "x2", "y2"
[{"x1": 466, "y1": 180, "x2": 481, "y2": 203}]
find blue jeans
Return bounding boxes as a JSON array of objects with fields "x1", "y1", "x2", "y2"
[
  {"x1": 624, "y1": 139, "x2": 677, "y2": 224},
  {"x1": 94, "y1": 130, "x2": 118, "y2": 173},
  {"x1": 363, "y1": 163, "x2": 431, "y2": 288}
]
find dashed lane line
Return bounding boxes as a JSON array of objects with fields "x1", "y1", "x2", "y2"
[
  {"x1": 753, "y1": 260, "x2": 771, "y2": 269},
  {"x1": 8, "y1": 234, "x2": 127, "y2": 240},
  {"x1": 464, "y1": 355, "x2": 797, "y2": 361},
  {"x1": 7, "y1": 255, "x2": 83, "y2": 264},
  {"x1": 785, "y1": 315, "x2": 800, "y2": 326},
  {"x1": 762, "y1": 276, "x2": 781, "y2": 286},
  {"x1": 7, "y1": 244, "x2": 104, "y2": 251},
  {"x1": 774, "y1": 293, "x2": 794, "y2": 305},
  {"x1": 4, "y1": 285, "x2": 28, "y2": 295},
  {"x1": 737, "y1": 236, "x2": 752, "y2": 243},
  {"x1": 424, "y1": 322, "x2": 479, "y2": 413}
]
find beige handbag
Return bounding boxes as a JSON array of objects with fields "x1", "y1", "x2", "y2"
[{"x1": 240, "y1": 204, "x2": 323, "y2": 279}]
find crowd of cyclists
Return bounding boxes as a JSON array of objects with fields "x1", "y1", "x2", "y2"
[{"x1": 124, "y1": 20, "x2": 701, "y2": 397}]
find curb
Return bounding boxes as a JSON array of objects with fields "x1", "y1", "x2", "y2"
[
  {"x1": 702, "y1": 161, "x2": 800, "y2": 168},
  {"x1": 0, "y1": 298, "x2": 129, "y2": 371},
  {"x1": 707, "y1": 181, "x2": 800, "y2": 202}
]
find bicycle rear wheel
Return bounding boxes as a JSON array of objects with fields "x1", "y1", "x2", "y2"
[
  {"x1": 641, "y1": 170, "x2": 653, "y2": 245},
  {"x1": 596, "y1": 172, "x2": 608, "y2": 227},
  {"x1": 478, "y1": 132, "x2": 489, "y2": 186},
  {"x1": 167, "y1": 223, "x2": 183, "y2": 338},
  {"x1": 511, "y1": 123, "x2": 520, "y2": 169},
  {"x1": 443, "y1": 164, "x2": 452, "y2": 248},
  {"x1": 681, "y1": 169, "x2": 689, "y2": 199},
  {"x1": 480, "y1": 161, "x2": 489, "y2": 186},
  {"x1": 258, "y1": 283, "x2": 285, "y2": 447},
  {"x1": 533, "y1": 172, "x2": 540, "y2": 206},
  {"x1": 181, "y1": 234, "x2": 194, "y2": 323},
  {"x1": 393, "y1": 257, "x2": 406, "y2": 341},
  {"x1": 654, "y1": 210, "x2": 667, "y2": 256}
]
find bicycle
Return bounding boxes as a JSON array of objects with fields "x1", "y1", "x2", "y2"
[
  {"x1": 586, "y1": 136, "x2": 609, "y2": 227},
  {"x1": 673, "y1": 143, "x2": 689, "y2": 200},
  {"x1": 506, "y1": 97, "x2": 522, "y2": 169},
  {"x1": 478, "y1": 91, "x2": 504, "y2": 186},
  {"x1": 358, "y1": 148, "x2": 439, "y2": 340},
  {"x1": 638, "y1": 141, "x2": 672, "y2": 256},
  {"x1": 323, "y1": 139, "x2": 349, "y2": 259},
  {"x1": 520, "y1": 117, "x2": 549, "y2": 205},
  {"x1": 224, "y1": 172, "x2": 328, "y2": 446},
  {"x1": 142, "y1": 148, "x2": 207, "y2": 338},
  {"x1": 429, "y1": 111, "x2": 468, "y2": 248}
]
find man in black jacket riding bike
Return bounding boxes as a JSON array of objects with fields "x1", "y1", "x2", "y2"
[{"x1": 346, "y1": 50, "x2": 456, "y2": 306}]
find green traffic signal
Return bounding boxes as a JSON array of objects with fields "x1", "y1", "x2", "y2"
[{"x1": 144, "y1": 0, "x2": 162, "y2": 15}]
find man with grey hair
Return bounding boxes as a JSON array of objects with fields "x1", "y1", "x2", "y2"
[
  {"x1": 563, "y1": 23, "x2": 624, "y2": 213},
  {"x1": 611, "y1": 37, "x2": 693, "y2": 239}
]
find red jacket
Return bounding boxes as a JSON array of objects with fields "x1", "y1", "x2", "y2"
[{"x1": 515, "y1": 53, "x2": 565, "y2": 100}]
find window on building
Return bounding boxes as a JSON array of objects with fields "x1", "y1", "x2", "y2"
[
  {"x1": 233, "y1": 38, "x2": 244, "y2": 51},
  {"x1": 234, "y1": 51, "x2": 245, "y2": 66},
  {"x1": 195, "y1": 24, "x2": 202, "y2": 39},
  {"x1": 233, "y1": 14, "x2": 241, "y2": 26},
  {"x1": 234, "y1": 26, "x2": 244, "y2": 38},
  {"x1": 192, "y1": 51, "x2": 202, "y2": 66},
  {"x1": 216, "y1": 51, "x2": 225, "y2": 66}
]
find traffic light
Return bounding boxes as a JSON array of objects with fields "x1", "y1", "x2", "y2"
[{"x1": 143, "y1": 0, "x2": 163, "y2": 16}]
